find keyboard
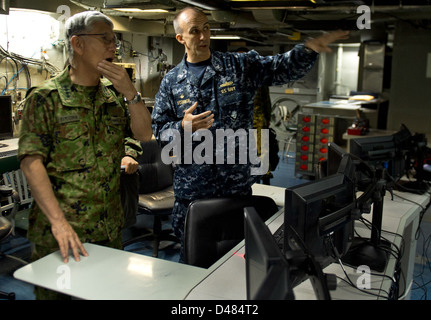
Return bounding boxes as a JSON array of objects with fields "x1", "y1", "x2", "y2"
[{"x1": 0, "y1": 149, "x2": 17, "y2": 159}]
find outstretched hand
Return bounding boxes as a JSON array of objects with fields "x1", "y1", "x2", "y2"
[
  {"x1": 305, "y1": 30, "x2": 350, "y2": 53},
  {"x1": 182, "y1": 102, "x2": 214, "y2": 132}
]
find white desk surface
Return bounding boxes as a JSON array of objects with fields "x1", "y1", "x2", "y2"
[
  {"x1": 0, "y1": 138, "x2": 18, "y2": 151},
  {"x1": 251, "y1": 183, "x2": 285, "y2": 207},
  {"x1": 12, "y1": 185, "x2": 429, "y2": 301},
  {"x1": 186, "y1": 190, "x2": 430, "y2": 300},
  {"x1": 14, "y1": 243, "x2": 209, "y2": 300}
]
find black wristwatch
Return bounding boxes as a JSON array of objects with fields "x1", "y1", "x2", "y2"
[{"x1": 124, "y1": 92, "x2": 142, "y2": 105}]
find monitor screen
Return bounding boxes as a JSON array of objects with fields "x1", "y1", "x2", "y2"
[
  {"x1": 349, "y1": 128, "x2": 410, "y2": 181},
  {"x1": 244, "y1": 206, "x2": 294, "y2": 300},
  {"x1": 0, "y1": 96, "x2": 13, "y2": 140},
  {"x1": 284, "y1": 154, "x2": 356, "y2": 269}
]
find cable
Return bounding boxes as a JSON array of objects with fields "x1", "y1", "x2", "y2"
[
  {"x1": 330, "y1": 238, "x2": 392, "y2": 299},
  {"x1": 412, "y1": 225, "x2": 431, "y2": 300},
  {"x1": 340, "y1": 216, "x2": 405, "y2": 299},
  {"x1": 0, "y1": 44, "x2": 60, "y2": 77}
]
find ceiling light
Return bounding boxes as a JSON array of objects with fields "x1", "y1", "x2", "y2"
[
  {"x1": 113, "y1": 8, "x2": 169, "y2": 13},
  {"x1": 210, "y1": 35, "x2": 242, "y2": 40}
]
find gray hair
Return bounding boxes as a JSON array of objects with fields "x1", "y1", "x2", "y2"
[
  {"x1": 173, "y1": 7, "x2": 206, "y2": 34},
  {"x1": 65, "y1": 11, "x2": 113, "y2": 67}
]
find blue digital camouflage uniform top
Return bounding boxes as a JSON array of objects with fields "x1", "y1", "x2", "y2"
[
  {"x1": 18, "y1": 66, "x2": 142, "y2": 252},
  {"x1": 152, "y1": 44, "x2": 318, "y2": 251}
]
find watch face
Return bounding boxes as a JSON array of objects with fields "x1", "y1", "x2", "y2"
[{"x1": 128, "y1": 92, "x2": 141, "y2": 104}]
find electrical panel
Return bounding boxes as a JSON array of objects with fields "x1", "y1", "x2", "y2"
[{"x1": 295, "y1": 113, "x2": 348, "y2": 178}]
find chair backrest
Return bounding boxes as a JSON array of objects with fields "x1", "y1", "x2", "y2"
[
  {"x1": 0, "y1": 216, "x2": 12, "y2": 241},
  {"x1": 184, "y1": 195, "x2": 279, "y2": 268},
  {"x1": 137, "y1": 139, "x2": 173, "y2": 194}
]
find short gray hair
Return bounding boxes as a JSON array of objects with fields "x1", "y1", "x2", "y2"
[{"x1": 65, "y1": 11, "x2": 113, "y2": 67}]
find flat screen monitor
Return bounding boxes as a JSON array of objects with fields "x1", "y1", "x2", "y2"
[
  {"x1": 0, "y1": 96, "x2": 13, "y2": 140},
  {"x1": 284, "y1": 154, "x2": 356, "y2": 269},
  {"x1": 244, "y1": 206, "x2": 294, "y2": 300},
  {"x1": 349, "y1": 127, "x2": 410, "y2": 181}
]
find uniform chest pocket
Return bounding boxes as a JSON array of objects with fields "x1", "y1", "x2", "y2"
[
  {"x1": 105, "y1": 116, "x2": 127, "y2": 143},
  {"x1": 53, "y1": 122, "x2": 95, "y2": 172}
]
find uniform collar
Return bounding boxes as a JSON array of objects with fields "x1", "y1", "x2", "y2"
[
  {"x1": 176, "y1": 50, "x2": 223, "y2": 86},
  {"x1": 54, "y1": 66, "x2": 118, "y2": 107}
]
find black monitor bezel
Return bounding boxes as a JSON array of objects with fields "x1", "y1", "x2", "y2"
[
  {"x1": 0, "y1": 96, "x2": 13, "y2": 140},
  {"x1": 284, "y1": 155, "x2": 356, "y2": 268},
  {"x1": 244, "y1": 206, "x2": 294, "y2": 300}
]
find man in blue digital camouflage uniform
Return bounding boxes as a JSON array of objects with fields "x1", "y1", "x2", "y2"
[{"x1": 152, "y1": 6, "x2": 349, "y2": 262}]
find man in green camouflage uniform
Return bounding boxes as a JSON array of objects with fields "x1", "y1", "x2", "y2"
[
  {"x1": 19, "y1": 68, "x2": 142, "y2": 255},
  {"x1": 18, "y1": 11, "x2": 152, "y2": 299}
]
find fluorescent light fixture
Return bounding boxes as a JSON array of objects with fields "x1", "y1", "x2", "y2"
[
  {"x1": 113, "y1": 8, "x2": 169, "y2": 13},
  {"x1": 210, "y1": 35, "x2": 242, "y2": 40},
  {"x1": 177, "y1": 1, "x2": 219, "y2": 10}
]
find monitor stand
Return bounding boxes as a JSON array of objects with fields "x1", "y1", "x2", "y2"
[
  {"x1": 285, "y1": 249, "x2": 337, "y2": 300},
  {"x1": 342, "y1": 177, "x2": 390, "y2": 272}
]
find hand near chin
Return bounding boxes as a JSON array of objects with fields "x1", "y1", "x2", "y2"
[{"x1": 97, "y1": 60, "x2": 137, "y2": 100}]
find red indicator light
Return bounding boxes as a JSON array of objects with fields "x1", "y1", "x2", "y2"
[
  {"x1": 321, "y1": 118, "x2": 330, "y2": 124},
  {"x1": 301, "y1": 145, "x2": 309, "y2": 151},
  {"x1": 320, "y1": 138, "x2": 328, "y2": 144},
  {"x1": 321, "y1": 128, "x2": 329, "y2": 134},
  {"x1": 302, "y1": 136, "x2": 310, "y2": 142},
  {"x1": 300, "y1": 155, "x2": 308, "y2": 161}
]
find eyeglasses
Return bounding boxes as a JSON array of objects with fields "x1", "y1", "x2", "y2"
[{"x1": 76, "y1": 33, "x2": 120, "y2": 48}]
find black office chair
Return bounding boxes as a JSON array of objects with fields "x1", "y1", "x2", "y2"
[
  {"x1": 0, "y1": 216, "x2": 15, "y2": 300},
  {"x1": 184, "y1": 195, "x2": 279, "y2": 269},
  {"x1": 0, "y1": 185, "x2": 19, "y2": 300},
  {"x1": 122, "y1": 139, "x2": 179, "y2": 257}
]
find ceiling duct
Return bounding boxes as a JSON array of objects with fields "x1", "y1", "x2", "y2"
[
  {"x1": 211, "y1": 10, "x2": 263, "y2": 29},
  {"x1": 104, "y1": 0, "x2": 151, "y2": 7},
  {"x1": 252, "y1": 9, "x2": 289, "y2": 26}
]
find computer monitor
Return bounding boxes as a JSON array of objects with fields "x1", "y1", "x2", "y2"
[
  {"x1": 245, "y1": 206, "x2": 334, "y2": 300},
  {"x1": 327, "y1": 143, "x2": 391, "y2": 272},
  {"x1": 244, "y1": 206, "x2": 294, "y2": 300},
  {"x1": 284, "y1": 154, "x2": 356, "y2": 269},
  {"x1": 327, "y1": 141, "x2": 349, "y2": 176},
  {"x1": 0, "y1": 96, "x2": 13, "y2": 140},
  {"x1": 349, "y1": 126, "x2": 411, "y2": 182}
]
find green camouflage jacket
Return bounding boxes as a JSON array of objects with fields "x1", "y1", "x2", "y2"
[{"x1": 18, "y1": 67, "x2": 142, "y2": 249}]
